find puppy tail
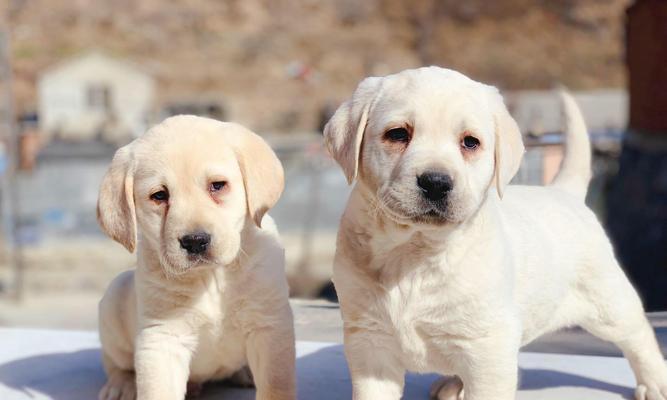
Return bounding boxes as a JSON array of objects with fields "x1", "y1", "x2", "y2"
[{"x1": 550, "y1": 89, "x2": 591, "y2": 200}]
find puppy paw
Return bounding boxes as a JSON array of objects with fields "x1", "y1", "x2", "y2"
[
  {"x1": 636, "y1": 383, "x2": 667, "y2": 400},
  {"x1": 430, "y1": 375, "x2": 464, "y2": 400},
  {"x1": 98, "y1": 370, "x2": 136, "y2": 400}
]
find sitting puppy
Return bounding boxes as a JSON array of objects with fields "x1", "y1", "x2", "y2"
[
  {"x1": 97, "y1": 116, "x2": 295, "y2": 400},
  {"x1": 324, "y1": 67, "x2": 667, "y2": 400}
]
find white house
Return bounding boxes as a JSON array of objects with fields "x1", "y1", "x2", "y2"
[{"x1": 38, "y1": 52, "x2": 155, "y2": 143}]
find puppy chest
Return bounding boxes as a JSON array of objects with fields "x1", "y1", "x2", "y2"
[
  {"x1": 188, "y1": 293, "x2": 248, "y2": 381},
  {"x1": 373, "y1": 273, "x2": 488, "y2": 373},
  {"x1": 379, "y1": 287, "x2": 456, "y2": 372},
  {"x1": 190, "y1": 322, "x2": 246, "y2": 381},
  {"x1": 390, "y1": 317, "x2": 432, "y2": 371}
]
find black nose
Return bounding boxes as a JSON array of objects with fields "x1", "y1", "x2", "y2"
[
  {"x1": 417, "y1": 172, "x2": 453, "y2": 201},
  {"x1": 179, "y1": 232, "x2": 211, "y2": 255}
]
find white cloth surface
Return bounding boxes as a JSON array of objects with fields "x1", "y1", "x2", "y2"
[{"x1": 0, "y1": 328, "x2": 638, "y2": 399}]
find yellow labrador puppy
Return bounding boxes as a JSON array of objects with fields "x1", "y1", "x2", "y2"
[
  {"x1": 96, "y1": 116, "x2": 295, "y2": 400},
  {"x1": 325, "y1": 67, "x2": 667, "y2": 400}
]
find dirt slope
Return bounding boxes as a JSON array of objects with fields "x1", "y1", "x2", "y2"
[{"x1": 4, "y1": 0, "x2": 630, "y2": 132}]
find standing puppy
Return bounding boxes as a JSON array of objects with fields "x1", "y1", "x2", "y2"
[
  {"x1": 325, "y1": 67, "x2": 667, "y2": 400},
  {"x1": 97, "y1": 116, "x2": 295, "y2": 400}
]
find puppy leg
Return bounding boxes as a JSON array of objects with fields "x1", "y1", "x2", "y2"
[
  {"x1": 345, "y1": 329, "x2": 405, "y2": 400},
  {"x1": 134, "y1": 326, "x2": 195, "y2": 400},
  {"x1": 621, "y1": 323, "x2": 667, "y2": 400},
  {"x1": 430, "y1": 375, "x2": 463, "y2": 400},
  {"x1": 99, "y1": 271, "x2": 137, "y2": 400},
  {"x1": 453, "y1": 328, "x2": 521, "y2": 400},
  {"x1": 99, "y1": 317, "x2": 136, "y2": 400},
  {"x1": 457, "y1": 358, "x2": 518, "y2": 400},
  {"x1": 99, "y1": 353, "x2": 136, "y2": 400},
  {"x1": 579, "y1": 258, "x2": 667, "y2": 400},
  {"x1": 583, "y1": 309, "x2": 667, "y2": 400},
  {"x1": 245, "y1": 308, "x2": 296, "y2": 400}
]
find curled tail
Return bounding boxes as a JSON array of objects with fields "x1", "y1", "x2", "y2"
[{"x1": 550, "y1": 90, "x2": 592, "y2": 199}]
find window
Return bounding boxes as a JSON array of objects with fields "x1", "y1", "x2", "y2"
[{"x1": 86, "y1": 84, "x2": 111, "y2": 111}]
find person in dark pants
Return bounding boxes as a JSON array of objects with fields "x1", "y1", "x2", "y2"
[{"x1": 607, "y1": 0, "x2": 667, "y2": 311}]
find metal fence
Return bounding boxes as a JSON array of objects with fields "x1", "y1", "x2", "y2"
[{"x1": 0, "y1": 134, "x2": 618, "y2": 299}]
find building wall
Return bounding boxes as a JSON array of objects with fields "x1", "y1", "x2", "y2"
[{"x1": 38, "y1": 53, "x2": 155, "y2": 142}]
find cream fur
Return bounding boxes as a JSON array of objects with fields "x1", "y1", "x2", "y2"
[
  {"x1": 97, "y1": 116, "x2": 295, "y2": 400},
  {"x1": 325, "y1": 67, "x2": 667, "y2": 400}
]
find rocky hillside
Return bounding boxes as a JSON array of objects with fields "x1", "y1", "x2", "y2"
[{"x1": 4, "y1": 0, "x2": 631, "y2": 132}]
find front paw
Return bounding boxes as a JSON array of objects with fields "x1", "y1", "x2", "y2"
[
  {"x1": 636, "y1": 383, "x2": 667, "y2": 400},
  {"x1": 430, "y1": 375, "x2": 464, "y2": 400},
  {"x1": 99, "y1": 370, "x2": 136, "y2": 400}
]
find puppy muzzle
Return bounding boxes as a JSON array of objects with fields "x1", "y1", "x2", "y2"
[
  {"x1": 179, "y1": 231, "x2": 211, "y2": 255},
  {"x1": 417, "y1": 172, "x2": 453, "y2": 203}
]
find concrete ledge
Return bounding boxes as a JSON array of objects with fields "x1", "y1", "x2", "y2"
[{"x1": 0, "y1": 327, "x2": 656, "y2": 399}]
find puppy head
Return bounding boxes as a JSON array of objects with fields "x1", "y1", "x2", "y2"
[
  {"x1": 97, "y1": 116, "x2": 283, "y2": 275},
  {"x1": 325, "y1": 66, "x2": 523, "y2": 227}
]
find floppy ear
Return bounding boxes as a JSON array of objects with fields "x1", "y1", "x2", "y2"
[
  {"x1": 323, "y1": 76, "x2": 382, "y2": 184},
  {"x1": 490, "y1": 90, "x2": 525, "y2": 198},
  {"x1": 97, "y1": 145, "x2": 137, "y2": 252},
  {"x1": 234, "y1": 129, "x2": 284, "y2": 228}
]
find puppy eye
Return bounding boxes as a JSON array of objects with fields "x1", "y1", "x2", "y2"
[
  {"x1": 209, "y1": 181, "x2": 227, "y2": 192},
  {"x1": 150, "y1": 189, "x2": 169, "y2": 202},
  {"x1": 384, "y1": 127, "x2": 410, "y2": 143},
  {"x1": 462, "y1": 135, "x2": 480, "y2": 150}
]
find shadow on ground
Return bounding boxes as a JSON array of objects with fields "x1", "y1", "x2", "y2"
[
  {"x1": 519, "y1": 368, "x2": 633, "y2": 399},
  {"x1": 0, "y1": 344, "x2": 635, "y2": 399},
  {"x1": 0, "y1": 349, "x2": 104, "y2": 400}
]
